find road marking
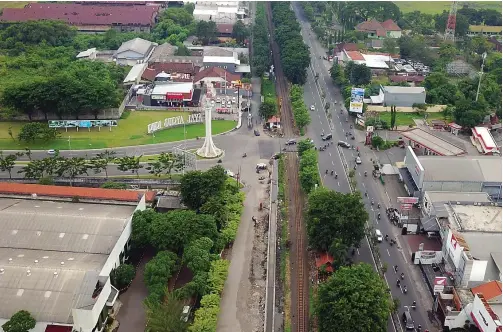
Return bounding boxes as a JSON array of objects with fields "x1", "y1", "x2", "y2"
[
  {"x1": 338, "y1": 182, "x2": 340, "y2": 186},
  {"x1": 385, "y1": 191, "x2": 391, "y2": 202},
  {"x1": 376, "y1": 218, "x2": 379, "y2": 224},
  {"x1": 362, "y1": 182, "x2": 365, "y2": 187},
  {"x1": 358, "y1": 172, "x2": 361, "y2": 176},
  {"x1": 340, "y1": 121, "x2": 342, "y2": 125},
  {"x1": 331, "y1": 160, "x2": 334, "y2": 165},
  {"x1": 328, "y1": 152, "x2": 332, "y2": 157},
  {"x1": 356, "y1": 248, "x2": 360, "y2": 255},
  {"x1": 387, "y1": 249, "x2": 391, "y2": 256}
]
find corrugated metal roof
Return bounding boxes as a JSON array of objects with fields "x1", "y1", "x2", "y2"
[
  {"x1": 419, "y1": 156, "x2": 501, "y2": 182},
  {"x1": 383, "y1": 86, "x2": 425, "y2": 94},
  {"x1": 116, "y1": 37, "x2": 156, "y2": 57}
]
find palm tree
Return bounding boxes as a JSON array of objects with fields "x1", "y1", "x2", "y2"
[{"x1": 145, "y1": 290, "x2": 188, "y2": 332}]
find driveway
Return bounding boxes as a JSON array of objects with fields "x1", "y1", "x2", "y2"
[{"x1": 117, "y1": 250, "x2": 154, "y2": 332}]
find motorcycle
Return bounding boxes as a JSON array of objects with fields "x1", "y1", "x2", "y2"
[
  {"x1": 326, "y1": 169, "x2": 328, "y2": 174},
  {"x1": 377, "y1": 213, "x2": 381, "y2": 220},
  {"x1": 401, "y1": 273, "x2": 405, "y2": 280},
  {"x1": 331, "y1": 170, "x2": 334, "y2": 175},
  {"x1": 350, "y1": 125, "x2": 353, "y2": 129},
  {"x1": 351, "y1": 136, "x2": 355, "y2": 140},
  {"x1": 377, "y1": 203, "x2": 381, "y2": 209},
  {"x1": 242, "y1": 153, "x2": 247, "y2": 158},
  {"x1": 396, "y1": 279, "x2": 401, "y2": 287},
  {"x1": 403, "y1": 286, "x2": 408, "y2": 294},
  {"x1": 335, "y1": 174, "x2": 338, "y2": 179},
  {"x1": 411, "y1": 301, "x2": 416, "y2": 310},
  {"x1": 364, "y1": 171, "x2": 367, "y2": 177}
]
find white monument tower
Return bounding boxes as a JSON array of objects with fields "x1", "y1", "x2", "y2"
[{"x1": 197, "y1": 86, "x2": 222, "y2": 158}]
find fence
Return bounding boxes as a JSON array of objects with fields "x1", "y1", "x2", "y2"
[{"x1": 3, "y1": 177, "x2": 181, "y2": 186}]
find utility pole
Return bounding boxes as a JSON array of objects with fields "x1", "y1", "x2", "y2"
[{"x1": 476, "y1": 52, "x2": 487, "y2": 102}]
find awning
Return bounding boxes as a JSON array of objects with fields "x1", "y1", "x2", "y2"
[{"x1": 420, "y1": 216, "x2": 440, "y2": 231}]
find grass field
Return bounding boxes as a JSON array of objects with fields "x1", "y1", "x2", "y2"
[
  {"x1": 0, "y1": 111, "x2": 236, "y2": 150},
  {"x1": 0, "y1": 2, "x2": 29, "y2": 9},
  {"x1": 374, "y1": 112, "x2": 450, "y2": 126},
  {"x1": 395, "y1": 1, "x2": 502, "y2": 14}
]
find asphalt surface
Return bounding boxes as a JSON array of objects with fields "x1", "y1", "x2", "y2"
[{"x1": 292, "y1": 4, "x2": 430, "y2": 331}]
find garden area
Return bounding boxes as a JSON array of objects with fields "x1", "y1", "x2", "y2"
[
  {"x1": 0, "y1": 111, "x2": 236, "y2": 150},
  {"x1": 395, "y1": 1, "x2": 501, "y2": 14},
  {"x1": 367, "y1": 111, "x2": 451, "y2": 128}
]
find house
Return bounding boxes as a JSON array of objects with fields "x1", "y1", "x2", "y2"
[
  {"x1": 467, "y1": 25, "x2": 502, "y2": 37},
  {"x1": 76, "y1": 48, "x2": 97, "y2": 60},
  {"x1": 142, "y1": 62, "x2": 200, "y2": 82},
  {"x1": 382, "y1": 85, "x2": 426, "y2": 107},
  {"x1": 203, "y1": 50, "x2": 250, "y2": 74},
  {"x1": 488, "y1": 37, "x2": 502, "y2": 52},
  {"x1": 266, "y1": 116, "x2": 281, "y2": 129},
  {"x1": 389, "y1": 75, "x2": 425, "y2": 85},
  {"x1": 193, "y1": 66, "x2": 241, "y2": 88},
  {"x1": 193, "y1": 3, "x2": 247, "y2": 25},
  {"x1": 114, "y1": 38, "x2": 157, "y2": 66},
  {"x1": 315, "y1": 252, "x2": 335, "y2": 273},
  {"x1": 0, "y1": 3, "x2": 160, "y2": 33},
  {"x1": 355, "y1": 19, "x2": 402, "y2": 39},
  {"x1": 0, "y1": 183, "x2": 151, "y2": 332},
  {"x1": 217, "y1": 24, "x2": 234, "y2": 37},
  {"x1": 148, "y1": 43, "x2": 178, "y2": 63},
  {"x1": 338, "y1": 50, "x2": 395, "y2": 71},
  {"x1": 332, "y1": 42, "x2": 359, "y2": 58}
]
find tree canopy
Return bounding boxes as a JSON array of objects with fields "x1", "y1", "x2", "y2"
[
  {"x1": 307, "y1": 187, "x2": 368, "y2": 251},
  {"x1": 2, "y1": 310, "x2": 36, "y2": 332},
  {"x1": 271, "y1": 2, "x2": 310, "y2": 85},
  {"x1": 251, "y1": 3, "x2": 271, "y2": 76},
  {"x1": 180, "y1": 166, "x2": 228, "y2": 210},
  {"x1": 317, "y1": 264, "x2": 391, "y2": 332}
]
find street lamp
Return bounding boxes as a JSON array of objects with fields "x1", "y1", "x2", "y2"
[{"x1": 475, "y1": 52, "x2": 487, "y2": 102}]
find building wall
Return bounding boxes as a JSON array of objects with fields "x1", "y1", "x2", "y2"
[
  {"x1": 72, "y1": 278, "x2": 112, "y2": 332},
  {"x1": 384, "y1": 92, "x2": 426, "y2": 107},
  {"x1": 404, "y1": 146, "x2": 425, "y2": 190},
  {"x1": 203, "y1": 62, "x2": 237, "y2": 73},
  {"x1": 387, "y1": 30, "x2": 402, "y2": 38},
  {"x1": 422, "y1": 181, "x2": 483, "y2": 193}
]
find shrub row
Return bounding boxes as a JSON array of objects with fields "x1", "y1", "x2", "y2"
[{"x1": 289, "y1": 85, "x2": 311, "y2": 135}]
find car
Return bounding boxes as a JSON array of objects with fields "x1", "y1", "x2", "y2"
[
  {"x1": 216, "y1": 97, "x2": 221, "y2": 103},
  {"x1": 375, "y1": 229, "x2": 383, "y2": 242},
  {"x1": 322, "y1": 133, "x2": 333, "y2": 141},
  {"x1": 286, "y1": 139, "x2": 297, "y2": 145},
  {"x1": 322, "y1": 55, "x2": 327, "y2": 60},
  {"x1": 310, "y1": 105, "x2": 315, "y2": 111},
  {"x1": 337, "y1": 141, "x2": 351, "y2": 148},
  {"x1": 356, "y1": 156, "x2": 362, "y2": 164},
  {"x1": 47, "y1": 149, "x2": 56, "y2": 155},
  {"x1": 211, "y1": 100, "x2": 215, "y2": 105},
  {"x1": 227, "y1": 101, "x2": 232, "y2": 106},
  {"x1": 402, "y1": 310, "x2": 415, "y2": 330},
  {"x1": 181, "y1": 306, "x2": 191, "y2": 322},
  {"x1": 232, "y1": 96, "x2": 236, "y2": 103},
  {"x1": 254, "y1": 129, "x2": 260, "y2": 136},
  {"x1": 225, "y1": 169, "x2": 235, "y2": 177}
]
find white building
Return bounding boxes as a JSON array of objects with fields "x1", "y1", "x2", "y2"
[
  {"x1": 114, "y1": 38, "x2": 157, "y2": 66},
  {"x1": 192, "y1": 2, "x2": 247, "y2": 24},
  {"x1": 0, "y1": 195, "x2": 146, "y2": 332}
]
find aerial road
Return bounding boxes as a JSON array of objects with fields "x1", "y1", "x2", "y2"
[{"x1": 292, "y1": 3, "x2": 431, "y2": 331}]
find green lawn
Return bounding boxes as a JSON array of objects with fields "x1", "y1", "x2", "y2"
[
  {"x1": 0, "y1": 111, "x2": 236, "y2": 150},
  {"x1": 395, "y1": 1, "x2": 502, "y2": 14},
  {"x1": 0, "y1": 2, "x2": 30, "y2": 9},
  {"x1": 374, "y1": 112, "x2": 450, "y2": 127}
]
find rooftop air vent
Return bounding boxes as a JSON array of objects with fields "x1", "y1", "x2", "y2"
[
  {"x1": 53, "y1": 272, "x2": 59, "y2": 278},
  {"x1": 0, "y1": 268, "x2": 4, "y2": 274},
  {"x1": 34, "y1": 260, "x2": 39, "y2": 264},
  {"x1": 26, "y1": 270, "x2": 31, "y2": 276}
]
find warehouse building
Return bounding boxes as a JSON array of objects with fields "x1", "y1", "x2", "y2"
[
  {"x1": 0, "y1": 183, "x2": 150, "y2": 332},
  {"x1": 400, "y1": 147, "x2": 502, "y2": 201},
  {"x1": 382, "y1": 85, "x2": 426, "y2": 107}
]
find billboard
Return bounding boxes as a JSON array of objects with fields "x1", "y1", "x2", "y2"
[
  {"x1": 397, "y1": 197, "x2": 419, "y2": 204},
  {"x1": 349, "y1": 88, "x2": 365, "y2": 113},
  {"x1": 48, "y1": 120, "x2": 118, "y2": 128}
]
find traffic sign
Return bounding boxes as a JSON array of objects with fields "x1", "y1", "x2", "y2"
[{"x1": 397, "y1": 197, "x2": 419, "y2": 204}]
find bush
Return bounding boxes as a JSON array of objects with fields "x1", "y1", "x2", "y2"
[
  {"x1": 299, "y1": 148, "x2": 320, "y2": 193},
  {"x1": 144, "y1": 251, "x2": 179, "y2": 304},
  {"x1": 101, "y1": 181, "x2": 127, "y2": 189},
  {"x1": 111, "y1": 264, "x2": 135, "y2": 289}
]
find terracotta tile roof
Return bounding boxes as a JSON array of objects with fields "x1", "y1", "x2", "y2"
[
  {"x1": 193, "y1": 66, "x2": 240, "y2": 83},
  {"x1": 334, "y1": 43, "x2": 359, "y2": 54},
  {"x1": 142, "y1": 62, "x2": 199, "y2": 81},
  {"x1": 267, "y1": 116, "x2": 280, "y2": 123},
  {"x1": 217, "y1": 24, "x2": 233, "y2": 34},
  {"x1": 356, "y1": 19, "x2": 384, "y2": 32},
  {"x1": 0, "y1": 3, "x2": 159, "y2": 27},
  {"x1": 346, "y1": 51, "x2": 365, "y2": 61},
  {"x1": 0, "y1": 182, "x2": 155, "y2": 203},
  {"x1": 315, "y1": 252, "x2": 334, "y2": 272},
  {"x1": 381, "y1": 19, "x2": 401, "y2": 31},
  {"x1": 472, "y1": 281, "x2": 502, "y2": 301}
]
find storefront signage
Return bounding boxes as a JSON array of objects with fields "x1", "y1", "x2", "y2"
[
  {"x1": 166, "y1": 93, "x2": 184, "y2": 100},
  {"x1": 49, "y1": 120, "x2": 118, "y2": 128},
  {"x1": 420, "y1": 251, "x2": 437, "y2": 260},
  {"x1": 151, "y1": 95, "x2": 165, "y2": 100},
  {"x1": 397, "y1": 197, "x2": 419, "y2": 204},
  {"x1": 400, "y1": 203, "x2": 413, "y2": 211},
  {"x1": 147, "y1": 114, "x2": 203, "y2": 134},
  {"x1": 434, "y1": 276, "x2": 447, "y2": 293}
]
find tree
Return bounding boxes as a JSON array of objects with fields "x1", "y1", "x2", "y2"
[
  {"x1": 149, "y1": 210, "x2": 218, "y2": 253},
  {"x1": 344, "y1": 61, "x2": 371, "y2": 86},
  {"x1": 24, "y1": 148, "x2": 32, "y2": 161},
  {"x1": 17, "y1": 122, "x2": 60, "y2": 143},
  {"x1": 180, "y1": 166, "x2": 227, "y2": 210},
  {"x1": 183, "y1": 237, "x2": 217, "y2": 274},
  {"x1": 297, "y1": 139, "x2": 315, "y2": 157},
  {"x1": 232, "y1": 20, "x2": 249, "y2": 44},
  {"x1": 390, "y1": 105, "x2": 397, "y2": 130},
  {"x1": 116, "y1": 156, "x2": 143, "y2": 178},
  {"x1": 454, "y1": 98, "x2": 488, "y2": 128},
  {"x1": 2, "y1": 310, "x2": 36, "y2": 332},
  {"x1": 435, "y1": 11, "x2": 469, "y2": 37},
  {"x1": 90, "y1": 150, "x2": 116, "y2": 178},
  {"x1": 259, "y1": 99, "x2": 276, "y2": 120},
  {"x1": 144, "y1": 251, "x2": 179, "y2": 302},
  {"x1": 174, "y1": 44, "x2": 191, "y2": 56},
  {"x1": 145, "y1": 290, "x2": 189, "y2": 332},
  {"x1": 298, "y1": 149, "x2": 319, "y2": 193},
  {"x1": 382, "y1": 38, "x2": 397, "y2": 54},
  {"x1": 317, "y1": 264, "x2": 391, "y2": 332},
  {"x1": 0, "y1": 152, "x2": 17, "y2": 179},
  {"x1": 111, "y1": 264, "x2": 136, "y2": 290},
  {"x1": 195, "y1": 20, "x2": 218, "y2": 45},
  {"x1": 131, "y1": 209, "x2": 159, "y2": 249},
  {"x1": 158, "y1": 152, "x2": 184, "y2": 178},
  {"x1": 57, "y1": 157, "x2": 89, "y2": 184},
  {"x1": 307, "y1": 187, "x2": 368, "y2": 251}
]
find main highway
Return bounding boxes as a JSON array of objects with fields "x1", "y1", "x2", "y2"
[{"x1": 292, "y1": 4, "x2": 430, "y2": 331}]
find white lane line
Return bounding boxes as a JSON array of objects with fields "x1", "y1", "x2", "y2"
[
  {"x1": 338, "y1": 182, "x2": 340, "y2": 187},
  {"x1": 385, "y1": 191, "x2": 391, "y2": 202},
  {"x1": 356, "y1": 248, "x2": 360, "y2": 255},
  {"x1": 340, "y1": 121, "x2": 342, "y2": 125},
  {"x1": 387, "y1": 249, "x2": 391, "y2": 257},
  {"x1": 331, "y1": 160, "x2": 334, "y2": 165},
  {"x1": 362, "y1": 182, "x2": 366, "y2": 187},
  {"x1": 328, "y1": 152, "x2": 332, "y2": 157},
  {"x1": 376, "y1": 218, "x2": 379, "y2": 224},
  {"x1": 358, "y1": 172, "x2": 361, "y2": 176}
]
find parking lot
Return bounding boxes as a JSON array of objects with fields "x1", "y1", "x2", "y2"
[{"x1": 204, "y1": 93, "x2": 240, "y2": 114}]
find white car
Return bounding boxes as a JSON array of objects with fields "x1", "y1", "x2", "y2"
[
  {"x1": 227, "y1": 101, "x2": 232, "y2": 107},
  {"x1": 310, "y1": 105, "x2": 315, "y2": 111},
  {"x1": 225, "y1": 169, "x2": 235, "y2": 177},
  {"x1": 232, "y1": 96, "x2": 236, "y2": 103},
  {"x1": 47, "y1": 149, "x2": 56, "y2": 155},
  {"x1": 356, "y1": 156, "x2": 362, "y2": 164},
  {"x1": 375, "y1": 229, "x2": 383, "y2": 242},
  {"x1": 216, "y1": 97, "x2": 221, "y2": 103},
  {"x1": 211, "y1": 100, "x2": 215, "y2": 105}
]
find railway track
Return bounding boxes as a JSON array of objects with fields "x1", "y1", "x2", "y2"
[{"x1": 265, "y1": 3, "x2": 308, "y2": 332}]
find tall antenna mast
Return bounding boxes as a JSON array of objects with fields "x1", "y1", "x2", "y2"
[{"x1": 444, "y1": 1, "x2": 458, "y2": 42}]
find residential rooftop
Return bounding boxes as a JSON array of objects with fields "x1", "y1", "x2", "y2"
[
  {"x1": 0, "y1": 197, "x2": 136, "y2": 324},
  {"x1": 448, "y1": 204, "x2": 502, "y2": 233}
]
